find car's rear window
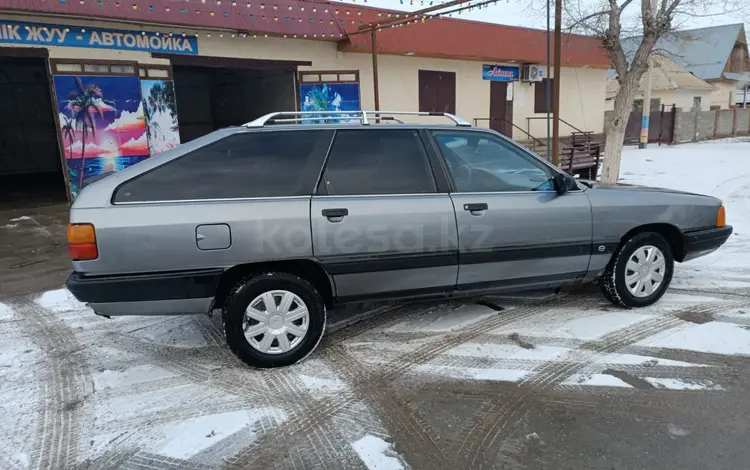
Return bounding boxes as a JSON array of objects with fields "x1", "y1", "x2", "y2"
[{"x1": 113, "y1": 130, "x2": 334, "y2": 203}]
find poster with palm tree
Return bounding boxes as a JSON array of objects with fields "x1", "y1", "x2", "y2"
[
  {"x1": 299, "y1": 82, "x2": 361, "y2": 124},
  {"x1": 140, "y1": 79, "x2": 180, "y2": 157},
  {"x1": 54, "y1": 75, "x2": 149, "y2": 200}
]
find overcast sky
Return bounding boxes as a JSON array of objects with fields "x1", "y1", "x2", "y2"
[{"x1": 331, "y1": 0, "x2": 749, "y2": 37}]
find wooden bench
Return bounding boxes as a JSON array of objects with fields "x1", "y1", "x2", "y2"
[{"x1": 557, "y1": 143, "x2": 601, "y2": 180}]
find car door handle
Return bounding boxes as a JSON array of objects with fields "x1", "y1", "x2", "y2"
[
  {"x1": 322, "y1": 208, "x2": 349, "y2": 218},
  {"x1": 463, "y1": 203, "x2": 488, "y2": 212}
]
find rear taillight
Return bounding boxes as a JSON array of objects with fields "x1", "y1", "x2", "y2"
[
  {"x1": 67, "y1": 223, "x2": 98, "y2": 261},
  {"x1": 716, "y1": 206, "x2": 726, "y2": 228}
]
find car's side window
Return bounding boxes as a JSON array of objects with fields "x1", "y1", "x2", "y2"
[
  {"x1": 431, "y1": 131, "x2": 556, "y2": 193},
  {"x1": 113, "y1": 130, "x2": 334, "y2": 203},
  {"x1": 321, "y1": 129, "x2": 437, "y2": 196}
]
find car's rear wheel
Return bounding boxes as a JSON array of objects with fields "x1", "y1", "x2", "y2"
[
  {"x1": 600, "y1": 232, "x2": 674, "y2": 308},
  {"x1": 222, "y1": 272, "x2": 326, "y2": 368}
]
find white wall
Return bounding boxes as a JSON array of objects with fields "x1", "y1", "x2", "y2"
[
  {"x1": 672, "y1": 89, "x2": 715, "y2": 110},
  {"x1": 604, "y1": 88, "x2": 714, "y2": 113},
  {"x1": 709, "y1": 80, "x2": 738, "y2": 109},
  {"x1": 516, "y1": 67, "x2": 608, "y2": 139}
]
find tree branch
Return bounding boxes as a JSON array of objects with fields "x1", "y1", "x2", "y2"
[{"x1": 565, "y1": 9, "x2": 611, "y2": 31}]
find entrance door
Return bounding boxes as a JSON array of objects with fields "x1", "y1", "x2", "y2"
[
  {"x1": 419, "y1": 70, "x2": 456, "y2": 114},
  {"x1": 489, "y1": 81, "x2": 513, "y2": 137}
]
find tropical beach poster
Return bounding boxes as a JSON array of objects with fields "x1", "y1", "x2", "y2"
[
  {"x1": 299, "y1": 82, "x2": 360, "y2": 124},
  {"x1": 140, "y1": 79, "x2": 180, "y2": 157},
  {"x1": 54, "y1": 75, "x2": 148, "y2": 200}
]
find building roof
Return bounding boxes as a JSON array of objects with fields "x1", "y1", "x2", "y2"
[
  {"x1": 606, "y1": 54, "x2": 716, "y2": 99},
  {"x1": 0, "y1": 0, "x2": 345, "y2": 39},
  {"x1": 620, "y1": 24, "x2": 746, "y2": 81},
  {"x1": 335, "y1": 5, "x2": 611, "y2": 68}
]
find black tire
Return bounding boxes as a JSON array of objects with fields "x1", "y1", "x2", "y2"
[
  {"x1": 222, "y1": 272, "x2": 326, "y2": 368},
  {"x1": 600, "y1": 232, "x2": 674, "y2": 308}
]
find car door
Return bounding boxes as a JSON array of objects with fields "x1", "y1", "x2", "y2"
[
  {"x1": 311, "y1": 128, "x2": 459, "y2": 302},
  {"x1": 428, "y1": 129, "x2": 593, "y2": 291}
]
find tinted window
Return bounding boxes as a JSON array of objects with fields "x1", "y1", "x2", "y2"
[
  {"x1": 321, "y1": 130, "x2": 436, "y2": 195},
  {"x1": 432, "y1": 131, "x2": 555, "y2": 193},
  {"x1": 114, "y1": 130, "x2": 333, "y2": 202}
]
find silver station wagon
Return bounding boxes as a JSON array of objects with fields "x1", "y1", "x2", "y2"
[{"x1": 66, "y1": 111, "x2": 733, "y2": 368}]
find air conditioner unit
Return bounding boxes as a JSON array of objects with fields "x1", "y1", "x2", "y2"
[{"x1": 521, "y1": 65, "x2": 545, "y2": 82}]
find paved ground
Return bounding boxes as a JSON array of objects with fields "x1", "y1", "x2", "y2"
[
  {"x1": 0, "y1": 205, "x2": 70, "y2": 300},
  {"x1": 1, "y1": 141, "x2": 749, "y2": 469},
  {"x1": 1, "y1": 287, "x2": 749, "y2": 470}
]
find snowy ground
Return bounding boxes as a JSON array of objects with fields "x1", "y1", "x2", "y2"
[{"x1": 1, "y1": 140, "x2": 749, "y2": 470}]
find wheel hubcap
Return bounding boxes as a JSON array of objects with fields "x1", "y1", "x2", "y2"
[
  {"x1": 625, "y1": 245, "x2": 667, "y2": 298},
  {"x1": 243, "y1": 290, "x2": 309, "y2": 355}
]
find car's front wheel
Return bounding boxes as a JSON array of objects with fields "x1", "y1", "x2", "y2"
[
  {"x1": 600, "y1": 232, "x2": 674, "y2": 308},
  {"x1": 222, "y1": 272, "x2": 326, "y2": 368}
]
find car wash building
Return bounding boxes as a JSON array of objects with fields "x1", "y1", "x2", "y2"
[
  {"x1": 0, "y1": 1, "x2": 610, "y2": 207},
  {"x1": 0, "y1": 0, "x2": 346, "y2": 206}
]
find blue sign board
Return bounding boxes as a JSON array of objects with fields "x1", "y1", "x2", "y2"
[
  {"x1": 0, "y1": 19, "x2": 198, "y2": 55},
  {"x1": 482, "y1": 64, "x2": 520, "y2": 82}
]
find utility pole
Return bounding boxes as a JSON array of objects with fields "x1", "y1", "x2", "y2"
[
  {"x1": 639, "y1": 57, "x2": 653, "y2": 149},
  {"x1": 371, "y1": 28, "x2": 380, "y2": 111},
  {"x1": 545, "y1": 0, "x2": 551, "y2": 161},
  {"x1": 357, "y1": 0, "x2": 496, "y2": 114},
  {"x1": 551, "y1": 0, "x2": 562, "y2": 165}
]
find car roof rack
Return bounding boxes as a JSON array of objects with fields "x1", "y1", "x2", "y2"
[{"x1": 243, "y1": 110, "x2": 472, "y2": 128}]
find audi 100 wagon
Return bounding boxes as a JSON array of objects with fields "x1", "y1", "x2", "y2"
[{"x1": 66, "y1": 111, "x2": 733, "y2": 368}]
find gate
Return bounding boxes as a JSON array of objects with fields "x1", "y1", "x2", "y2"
[{"x1": 623, "y1": 105, "x2": 676, "y2": 145}]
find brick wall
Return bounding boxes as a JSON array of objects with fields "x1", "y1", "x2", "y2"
[
  {"x1": 605, "y1": 108, "x2": 750, "y2": 144},
  {"x1": 698, "y1": 111, "x2": 716, "y2": 139},
  {"x1": 674, "y1": 109, "x2": 696, "y2": 143},
  {"x1": 715, "y1": 110, "x2": 734, "y2": 137},
  {"x1": 738, "y1": 109, "x2": 750, "y2": 135}
]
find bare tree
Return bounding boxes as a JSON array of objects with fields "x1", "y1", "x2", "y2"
[{"x1": 562, "y1": 0, "x2": 747, "y2": 183}]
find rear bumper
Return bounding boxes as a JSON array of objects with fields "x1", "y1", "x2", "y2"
[
  {"x1": 682, "y1": 225, "x2": 733, "y2": 262},
  {"x1": 66, "y1": 268, "x2": 223, "y2": 316}
]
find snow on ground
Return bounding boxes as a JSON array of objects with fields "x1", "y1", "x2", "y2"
[
  {"x1": 636, "y1": 321, "x2": 750, "y2": 356},
  {"x1": 351, "y1": 435, "x2": 407, "y2": 470},
  {"x1": 0, "y1": 140, "x2": 748, "y2": 469},
  {"x1": 619, "y1": 142, "x2": 750, "y2": 293},
  {"x1": 644, "y1": 377, "x2": 724, "y2": 391}
]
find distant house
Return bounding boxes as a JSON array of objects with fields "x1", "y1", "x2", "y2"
[
  {"x1": 606, "y1": 54, "x2": 716, "y2": 111},
  {"x1": 738, "y1": 84, "x2": 750, "y2": 107},
  {"x1": 621, "y1": 24, "x2": 750, "y2": 109}
]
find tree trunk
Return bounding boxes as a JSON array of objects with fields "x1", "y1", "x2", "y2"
[{"x1": 599, "y1": 71, "x2": 645, "y2": 184}]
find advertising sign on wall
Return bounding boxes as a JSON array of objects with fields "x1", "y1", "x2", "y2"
[
  {"x1": 0, "y1": 20, "x2": 198, "y2": 55},
  {"x1": 141, "y1": 79, "x2": 181, "y2": 157},
  {"x1": 482, "y1": 64, "x2": 520, "y2": 82},
  {"x1": 54, "y1": 75, "x2": 149, "y2": 200},
  {"x1": 299, "y1": 82, "x2": 361, "y2": 124}
]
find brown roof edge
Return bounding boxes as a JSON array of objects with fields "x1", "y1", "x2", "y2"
[
  {"x1": 337, "y1": 44, "x2": 612, "y2": 70},
  {"x1": 151, "y1": 53, "x2": 312, "y2": 70},
  {"x1": 333, "y1": 3, "x2": 603, "y2": 41}
]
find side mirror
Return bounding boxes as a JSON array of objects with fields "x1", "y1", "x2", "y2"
[{"x1": 553, "y1": 172, "x2": 576, "y2": 195}]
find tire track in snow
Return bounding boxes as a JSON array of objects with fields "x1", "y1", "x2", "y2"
[
  {"x1": 231, "y1": 293, "x2": 594, "y2": 470},
  {"x1": 456, "y1": 302, "x2": 735, "y2": 468},
  {"x1": 326, "y1": 345, "x2": 452, "y2": 469},
  {"x1": 212, "y1": 368, "x2": 348, "y2": 470},
  {"x1": 379, "y1": 293, "x2": 601, "y2": 382},
  {"x1": 104, "y1": 332, "x2": 272, "y2": 398},
  {"x1": 16, "y1": 299, "x2": 89, "y2": 470}
]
